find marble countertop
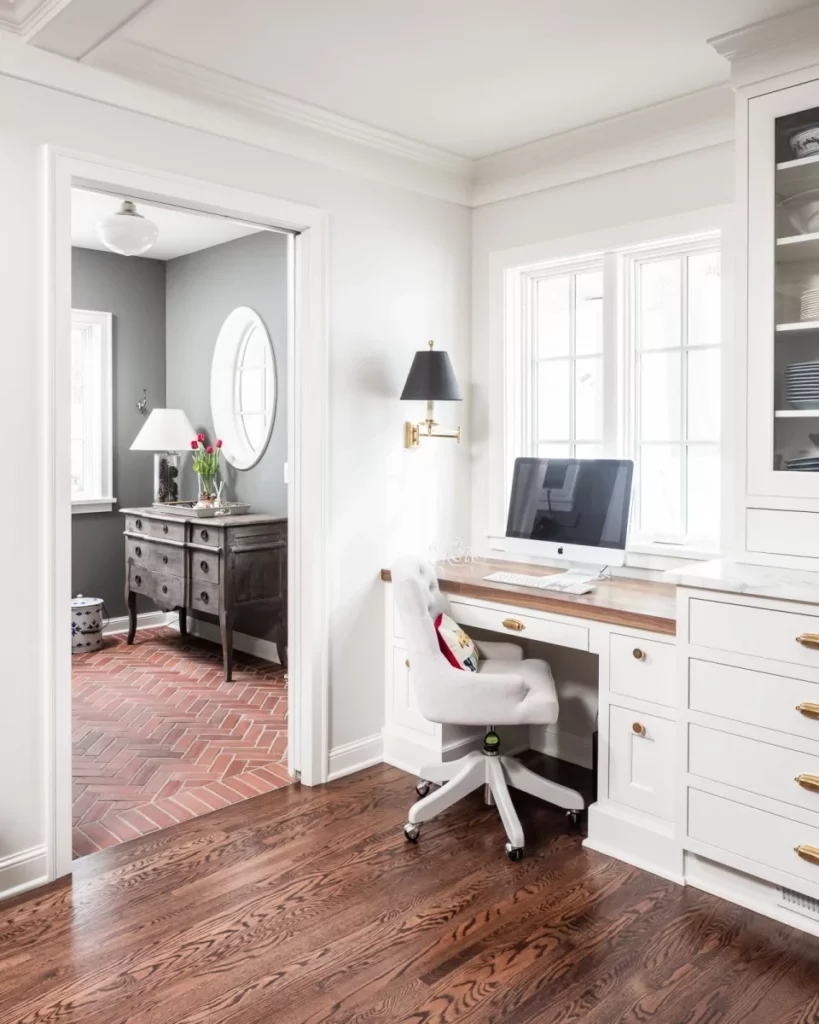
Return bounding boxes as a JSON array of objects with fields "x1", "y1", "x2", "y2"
[{"x1": 665, "y1": 558, "x2": 819, "y2": 604}]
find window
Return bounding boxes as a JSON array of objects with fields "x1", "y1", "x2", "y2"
[
  {"x1": 70, "y1": 309, "x2": 114, "y2": 513},
  {"x1": 211, "y1": 306, "x2": 277, "y2": 470},
  {"x1": 512, "y1": 231, "x2": 721, "y2": 554}
]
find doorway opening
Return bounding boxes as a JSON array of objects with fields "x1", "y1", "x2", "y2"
[{"x1": 68, "y1": 187, "x2": 292, "y2": 858}]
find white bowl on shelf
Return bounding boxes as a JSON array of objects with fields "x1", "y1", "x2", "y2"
[
  {"x1": 790, "y1": 125, "x2": 819, "y2": 158},
  {"x1": 779, "y1": 190, "x2": 819, "y2": 233}
]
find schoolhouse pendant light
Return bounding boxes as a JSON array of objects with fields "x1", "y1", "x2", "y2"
[
  {"x1": 400, "y1": 340, "x2": 462, "y2": 449},
  {"x1": 97, "y1": 200, "x2": 159, "y2": 256}
]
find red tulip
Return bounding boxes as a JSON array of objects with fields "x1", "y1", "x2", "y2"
[
  {"x1": 190, "y1": 440, "x2": 198, "y2": 449},
  {"x1": 216, "y1": 439, "x2": 223, "y2": 448},
  {"x1": 197, "y1": 433, "x2": 205, "y2": 442},
  {"x1": 206, "y1": 445, "x2": 214, "y2": 454}
]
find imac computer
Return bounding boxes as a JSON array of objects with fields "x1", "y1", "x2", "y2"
[{"x1": 502, "y1": 457, "x2": 634, "y2": 570}]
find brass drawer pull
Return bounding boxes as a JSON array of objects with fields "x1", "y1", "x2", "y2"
[
  {"x1": 405, "y1": 659, "x2": 410, "y2": 669},
  {"x1": 796, "y1": 633, "x2": 819, "y2": 649},
  {"x1": 632, "y1": 722, "x2": 646, "y2": 736},
  {"x1": 794, "y1": 844, "x2": 819, "y2": 865},
  {"x1": 796, "y1": 702, "x2": 819, "y2": 720},
  {"x1": 502, "y1": 618, "x2": 525, "y2": 632},
  {"x1": 632, "y1": 648, "x2": 646, "y2": 661},
  {"x1": 795, "y1": 774, "x2": 819, "y2": 793}
]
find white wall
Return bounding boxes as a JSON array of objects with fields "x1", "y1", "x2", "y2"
[
  {"x1": 0, "y1": 67, "x2": 471, "y2": 883},
  {"x1": 470, "y1": 142, "x2": 736, "y2": 549}
]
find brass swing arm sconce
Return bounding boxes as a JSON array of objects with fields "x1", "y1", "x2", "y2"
[{"x1": 400, "y1": 340, "x2": 463, "y2": 450}]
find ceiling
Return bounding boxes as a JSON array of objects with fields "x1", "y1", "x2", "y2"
[
  {"x1": 71, "y1": 188, "x2": 263, "y2": 260},
  {"x1": 115, "y1": 0, "x2": 815, "y2": 159}
]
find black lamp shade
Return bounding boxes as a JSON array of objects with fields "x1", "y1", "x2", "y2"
[{"x1": 400, "y1": 349, "x2": 462, "y2": 401}]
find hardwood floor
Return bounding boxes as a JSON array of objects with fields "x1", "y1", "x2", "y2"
[{"x1": 3, "y1": 759, "x2": 819, "y2": 1024}]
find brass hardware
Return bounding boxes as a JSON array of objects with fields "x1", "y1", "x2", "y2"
[
  {"x1": 795, "y1": 774, "x2": 819, "y2": 793},
  {"x1": 404, "y1": 419, "x2": 461, "y2": 449},
  {"x1": 632, "y1": 648, "x2": 646, "y2": 661},
  {"x1": 796, "y1": 633, "x2": 819, "y2": 649},
  {"x1": 796, "y1": 702, "x2": 819, "y2": 720},
  {"x1": 405, "y1": 659, "x2": 410, "y2": 669},
  {"x1": 502, "y1": 618, "x2": 526, "y2": 632},
  {"x1": 632, "y1": 722, "x2": 646, "y2": 736},
  {"x1": 794, "y1": 844, "x2": 819, "y2": 865}
]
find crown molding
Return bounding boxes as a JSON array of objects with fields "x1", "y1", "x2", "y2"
[
  {"x1": 0, "y1": 0, "x2": 66, "y2": 34},
  {"x1": 472, "y1": 85, "x2": 735, "y2": 207},
  {"x1": 84, "y1": 38, "x2": 473, "y2": 180},
  {"x1": 708, "y1": 5, "x2": 819, "y2": 89}
]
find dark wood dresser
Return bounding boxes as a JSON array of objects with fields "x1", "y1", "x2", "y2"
[{"x1": 121, "y1": 508, "x2": 287, "y2": 680}]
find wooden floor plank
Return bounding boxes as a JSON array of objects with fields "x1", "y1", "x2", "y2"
[{"x1": 1, "y1": 759, "x2": 818, "y2": 1024}]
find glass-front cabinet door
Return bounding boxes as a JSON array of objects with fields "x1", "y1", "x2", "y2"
[{"x1": 748, "y1": 79, "x2": 819, "y2": 498}]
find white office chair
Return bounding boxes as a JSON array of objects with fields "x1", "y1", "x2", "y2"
[{"x1": 391, "y1": 555, "x2": 585, "y2": 860}]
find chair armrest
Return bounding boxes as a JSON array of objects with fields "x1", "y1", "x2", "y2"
[{"x1": 475, "y1": 640, "x2": 524, "y2": 661}]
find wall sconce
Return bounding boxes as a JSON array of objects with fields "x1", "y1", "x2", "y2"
[
  {"x1": 136, "y1": 389, "x2": 148, "y2": 415},
  {"x1": 400, "y1": 340, "x2": 462, "y2": 449}
]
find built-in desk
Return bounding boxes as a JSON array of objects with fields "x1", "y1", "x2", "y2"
[{"x1": 382, "y1": 557, "x2": 681, "y2": 884}]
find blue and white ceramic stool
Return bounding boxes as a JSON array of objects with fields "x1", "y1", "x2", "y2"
[{"x1": 71, "y1": 596, "x2": 105, "y2": 653}]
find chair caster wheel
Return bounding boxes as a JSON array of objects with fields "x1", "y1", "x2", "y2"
[
  {"x1": 403, "y1": 822, "x2": 421, "y2": 843},
  {"x1": 566, "y1": 810, "x2": 580, "y2": 825},
  {"x1": 505, "y1": 843, "x2": 523, "y2": 862},
  {"x1": 415, "y1": 779, "x2": 431, "y2": 798}
]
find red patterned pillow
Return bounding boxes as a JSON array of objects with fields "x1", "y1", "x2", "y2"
[{"x1": 434, "y1": 612, "x2": 479, "y2": 672}]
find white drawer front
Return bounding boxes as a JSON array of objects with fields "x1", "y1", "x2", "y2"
[
  {"x1": 688, "y1": 787, "x2": 819, "y2": 893},
  {"x1": 609, "y1": 633, "x2": 675, "y2": 708},
  {"x1": 450, "y1": 600, "x2": 589, "y2": 652},
  {"x1": 689, "y1": 723, "x2": 819, "y2": 817},
  {"x1": 392, "y1": 647, "x2": 435, "y2": 736},
  {"x1": 688, "y1": 597, "x2": 819, "y2": 670},
  {"x1": 689, "y1": 658, "x2": 819, "y2": 743},
  {"x1": 608, "y1": 705, "x2": 675, "y2": 821}
]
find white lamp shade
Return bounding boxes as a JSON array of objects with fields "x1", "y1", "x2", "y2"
[
  {"x1": 97, "y1": 200, "x2": 159, "y2": 256},
  {"x1": 131, "y1": 409, "x2": 197, "y2": 452}
]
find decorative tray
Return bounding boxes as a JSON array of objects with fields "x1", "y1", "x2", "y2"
[{"x1": 152, "y1": 501, "x2": 252, "y2": 518}]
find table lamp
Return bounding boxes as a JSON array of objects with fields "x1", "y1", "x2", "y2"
[
  {"x1": 400, "y1": 340, "x2": 462, "y2": 449},
  {"x1": 131, "y1": 408, "x2": 197, "y2": 503}
]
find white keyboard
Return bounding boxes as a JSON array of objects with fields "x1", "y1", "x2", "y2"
[{"x1": 483, "y1": 571, "x2": 596, "y2": 595}]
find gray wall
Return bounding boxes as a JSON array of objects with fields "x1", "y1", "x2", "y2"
[
  {"x1": 165, "y1": 230, "x2": 289, "y2": 640},
  {"x1": 71, "y1": 248, "x2": 166, "y2": 618},
  {"x1": 165, "y1": 231, "x2": 289, "y2": 514}
]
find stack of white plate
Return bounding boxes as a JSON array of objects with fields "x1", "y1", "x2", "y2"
[
  {"x1": 800, "y1": 288, "x2": 819, "y2": 320},
  {"x1": 785, "y1": 361, "x2": 819, "y2": 408},
  {"x1": 785, "y1": 455, "x2": 819, "y2": 471}
]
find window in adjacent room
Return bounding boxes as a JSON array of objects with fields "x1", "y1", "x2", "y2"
[
  {"x1": 70, "y1": 309, "x2": 114, "y2": 513},
  {"x1": 511, "y1": 230, "x2": 721, "y2": 555}
]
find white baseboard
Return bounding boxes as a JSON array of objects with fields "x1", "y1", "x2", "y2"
[
  {"x1": 585, "y1": 801, "x2": 684, "y2": 884},
  {"x1": 168, "y1": 615, "x2": 282, "y2": 665},
  {"x1": 328, "y1": 734, "x2": 384, "y2": 782},
  {"x1": 0, "y1": 846, "x2": 48, "y2": 902},
  {"x1": 529, "y1": 726, "x2": 593, "y2": 769},
  {"x1": 104, "y1": 610, "x2": 172, "y2": 636}
]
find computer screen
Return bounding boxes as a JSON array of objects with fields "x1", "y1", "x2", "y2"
[{"x1": 506, "y1": 458, "x2": 634, "y2": 552}]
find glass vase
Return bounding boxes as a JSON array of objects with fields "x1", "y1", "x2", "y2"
[{"x1": 198, "y1": 472, "x2": 217, "y2": 507}]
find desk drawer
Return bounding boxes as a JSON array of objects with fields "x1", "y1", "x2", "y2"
[
  {"x1": 129, "y1": 566, "x2": 185, "y2": 608},
  {"x1": 191, "y1": 549, "x2": 221, "y2": 583},
  {"x1": 609, "y1": 632, "x2": 675, "y2": 708},
  {"x1": 608, "y1": 704, "x2": 675, "y2": 821},
  {"x1": 689, "y1": 723, "x2": 819, "y2": 816},
  {"x1": 190, "y1": 580, "x2": 220, "y2": 614},
  {"x1": 450, "y1": 600, "x2": 589, "y2": 652},
  {"x1": 688, "y1": 658, "x2": 819, "y2": 743},
  {"x1": 689, "y1": 598, "x2": 819, "y2": 670},
  {"x1": 125, "y1": 515, "x2": 186, "y2": 544},
  {"x1": 688, "y1": 787, "x2": 819, "y2": 893}
]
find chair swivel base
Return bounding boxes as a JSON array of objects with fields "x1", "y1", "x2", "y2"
[{"x1": 402, "y1": 741, "x2": 585, "y2": 860}]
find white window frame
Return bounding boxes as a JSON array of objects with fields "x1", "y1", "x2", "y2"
[
  {"x1": 490, "y1": 207, "x2": 731, "y2": 568},
  {"x1": 70, "y1": 308, "x2": 114, "y2": 514}
]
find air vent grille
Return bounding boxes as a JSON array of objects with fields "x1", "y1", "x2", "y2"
[{"x1": 779, "y1": 886, "x2": 819, "y2": 919}]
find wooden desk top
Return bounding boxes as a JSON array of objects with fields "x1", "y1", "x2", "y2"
[{"x1": 380, "y1": 558, "x2": 677, "y2": 636}]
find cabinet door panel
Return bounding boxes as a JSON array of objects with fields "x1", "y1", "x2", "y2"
[{"x1": 608, "y1": 704, "x2": 675, "y2": 821}]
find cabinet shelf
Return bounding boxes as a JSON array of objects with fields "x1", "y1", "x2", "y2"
[
  {"x1": 776, "y1": 232, "x2": 819, "y2": 262},
  {"x1": 776, "y1": 320, "x2": 819, "y2": 334},
  {"x1": 774, "y1": 409, "x2": 819, "y2": 417}
]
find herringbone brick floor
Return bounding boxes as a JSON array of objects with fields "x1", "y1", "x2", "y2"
[{"x1": 72, "y1": 626, "x2": 289, "y2": 858}]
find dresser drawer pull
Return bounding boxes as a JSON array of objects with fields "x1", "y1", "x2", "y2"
[
  {"x1": 134, "y1": 575, "x2": 142, "y2": 586},
  {"x1": 200, "y1": 560, "x2": 209, "y2": 573},
  {"x1": 200, "y1": 529, "x2": 209, "y2": 542},
  {"x1": 794, "y1": 844, "x2": 819, "y2": 866},
  {"x1": 405, "y1": 659, "x2": 410, "y2": 669},
  {"x1": 163, "y1": 524, "x2": 169, "y2": 534},
  {"x1": 162, "y1": 555, "x2": 168, "y2": 565},
  {"x1": 161, "y1": 584, "x2": 168, "y2": 595},
  {"x1": 796, "y1": 702, "x2": 819, "y2": 720},
  {"x1": 632, "y1": 722, "x2": 646, "y2": 736},
  {"x1": 796, "y1": 633, "x2": 819, "y2": 649},
  {"x1": 795, "y1": 774, "x2": 819, "y2": 793},
  {"x1": 200, "y1": 591, "x2": 209, "y2": 605},
  {"x1": 135, "y1": 519, "x2": 142, "y2": 530},
  {"x1": 502, "y1": 618, "x2": 525, "y2": 632},
  {"x1": 135, "y1": 546, "x2": 142, "y2": 558},
  {"x1": 632, "y1": 648, "x2": 646, "y2": 661}
]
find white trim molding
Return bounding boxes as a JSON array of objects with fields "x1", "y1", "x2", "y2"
[
  {"x1": 104, "y1": 609, "x2": 170, "y2": 636},
  {"x1": 168, "y1": 615, "x2": 283, "y2": 667},
  {"x1": 328, "y1": 735, "x2": 384, "y2": 782},
  {"x1": 0, "y1": 845, "x2": 48, "y2": 902},
  {"x1": 708, "y1": 5, "x2": 819, "y2": 90}
]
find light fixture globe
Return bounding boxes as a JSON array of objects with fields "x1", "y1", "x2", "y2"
[{"x1": 97, "y1": 200, "x2": 159, "y2": 256}]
